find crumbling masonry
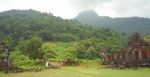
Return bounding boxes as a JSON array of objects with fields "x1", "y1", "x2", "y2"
[{"x1": 100, "y1": 32, "x2": 150, "y2": 67}]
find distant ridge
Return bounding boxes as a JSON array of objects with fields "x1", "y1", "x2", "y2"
[{"x1": 75, "y1": 10, "x2": 150, "y2": 36}]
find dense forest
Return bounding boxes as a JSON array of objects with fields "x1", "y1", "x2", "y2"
[
  {"x1": 75, "y1": 10, "x2": 150, "y2": 36},
  {"x1": 0, "y1": 10, "x2": 128, "y2": 69}
]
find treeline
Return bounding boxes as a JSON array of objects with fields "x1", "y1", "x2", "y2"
[{"x1": 0, "y1": 10, "x2": 127, "y2": 62}]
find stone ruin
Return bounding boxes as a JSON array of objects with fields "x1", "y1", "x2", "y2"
[
  {"x1": 0, "y1": 41, "x2": 13, "y2": 72},
  {"x1": 100, "y1": 32, "x2": 150, "y2": 67}
]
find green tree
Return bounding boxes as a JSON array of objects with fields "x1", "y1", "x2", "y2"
[
  {"x1": 57, "y1": 45, "x2": 77, "y2": 61},
  {"x1": 40, "y1": 43, "x2": 56, "y2": 60},
  {"x1": 18, "y1": 36, "x2": 43, "y2": 59},
  {"x1": 85, "y1": 46, "x2": 97, "y2": 59},
  {"x1": 0, "y1": 33, "x2": 13, "y2": 50},
  {"x1": 100, "y1": 36, "x2": 127, "y2": 53},
  {"x1": 144, "y1": 35, "x2": 150, "y2": 42}
]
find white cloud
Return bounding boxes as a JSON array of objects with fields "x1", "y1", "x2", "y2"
[
  {"x1": 0, "y1": 0, "x2": 150, "y2": 18},
  {"x1": 96, "y1": 0, "x2": 150, "y2": 18},
  {"x1": 0, "y1": 0, "x2": 76, "y2": 19}
]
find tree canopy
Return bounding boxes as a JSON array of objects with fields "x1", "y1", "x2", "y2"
[{"x1": 0, "y1": 9, "x2": 128, "y2": 60}]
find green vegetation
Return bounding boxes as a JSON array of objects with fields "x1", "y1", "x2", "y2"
[
  {"x1": 0, "y1": 63, "x2": 149, "y2": 77},
  {"x1": 0, "y1": 9, "x2": 118, "y2": 43},
  {"x1": 144, "y1": 35, "x2": 150, "y2": 42},
  {"x1": 10, "y1": 49, "x2": 37, "y2": 69},
  {"x1": 18, "y1": 36, "x2": 43, "y2": 60},
  {"x1": 1, "y1": 10, "x2": 148, "y2": 77},
  {"x1": 0, "y1": 9, "x2": 128, "y2": 63}
]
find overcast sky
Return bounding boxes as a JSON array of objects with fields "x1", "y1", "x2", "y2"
[{"x1": 0, "y1": 0, "x2": 150, "y2": 19}]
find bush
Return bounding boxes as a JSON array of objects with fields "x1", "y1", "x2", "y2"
[{"x1": 10, "y1": 49, "x2": 37, "y2": 69}]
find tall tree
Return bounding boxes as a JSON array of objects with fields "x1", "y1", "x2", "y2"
[{"x1": 18, "y1": 36, "x2": 43, "y2": 59}]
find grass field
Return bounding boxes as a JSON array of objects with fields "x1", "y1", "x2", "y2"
[{"x1": 0, "y1": 65, "x2": 150, "y2": 77}]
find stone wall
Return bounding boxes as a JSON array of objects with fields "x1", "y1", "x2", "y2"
[
  {"x1": 0, "y1": 41, "x2": 12, "y2": 71},
  {"x1": 100, "y1": 33, "x2": 150, "y2": 67}
]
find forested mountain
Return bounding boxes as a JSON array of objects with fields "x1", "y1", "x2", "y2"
[
  {"x1": 0, "y1": 9, "x2": 119, "y2": 43},
  {"x1": 0, "y1": 9, "x2": 127, "y2": 61},
  {"x1": 75, "y1": 10, "x2": 150, "y2": 36}
]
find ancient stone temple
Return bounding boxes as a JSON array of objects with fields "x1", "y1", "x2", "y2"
[
  {"x1": 100, "y1": 32, "x2": 150, "y2": 67},
  {"x1": 0, "y1": 41, "x2": 12, "y2": 72}
]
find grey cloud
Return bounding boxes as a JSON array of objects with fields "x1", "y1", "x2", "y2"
[
  {"x1": 69, "y1": 0, "x2": 150, "y2": 18},
  {"x1": 109, "y1": 0, "x2": 150, "y2": 17},
  {"x1": 69, "y1": 0, "x2": 111, "y2": 10}
]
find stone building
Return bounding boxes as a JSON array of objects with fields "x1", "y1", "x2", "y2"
[
  {"x1": 100, "y1": 32, "x2": 150, "y2": 67},
  {"x1": 0, "y1": 41, "x2": 12, "y2": 71}
]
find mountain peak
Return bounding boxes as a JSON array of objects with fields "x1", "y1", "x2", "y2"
[
  {"x1": 76, "y1": 9, "x2": 99, "y2": 18},
  {"x1": 75, "y1": 10, "x2": 101, "y2": 25},
  {"x1": 75, "y1": 10, "x2": 150, "y2": 36}
]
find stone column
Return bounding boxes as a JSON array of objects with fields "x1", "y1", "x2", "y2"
[{"x1": 138, "y1": 48, "x2": 143, "y2": 61}]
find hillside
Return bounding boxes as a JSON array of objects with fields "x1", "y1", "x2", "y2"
[
  {"x1": 75, "y1": 10, "x2": 150, "y2": 36},
  {"x1": 0, "y1": 9, "x2": 118, "y2": 42},
  {"x1": 0, "y1": 9, "x2": 128, "y2": 62}
]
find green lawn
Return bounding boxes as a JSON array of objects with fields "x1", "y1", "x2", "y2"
[{"x1": 0, "y1": 66, "x2": 150, "y2": 77}]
